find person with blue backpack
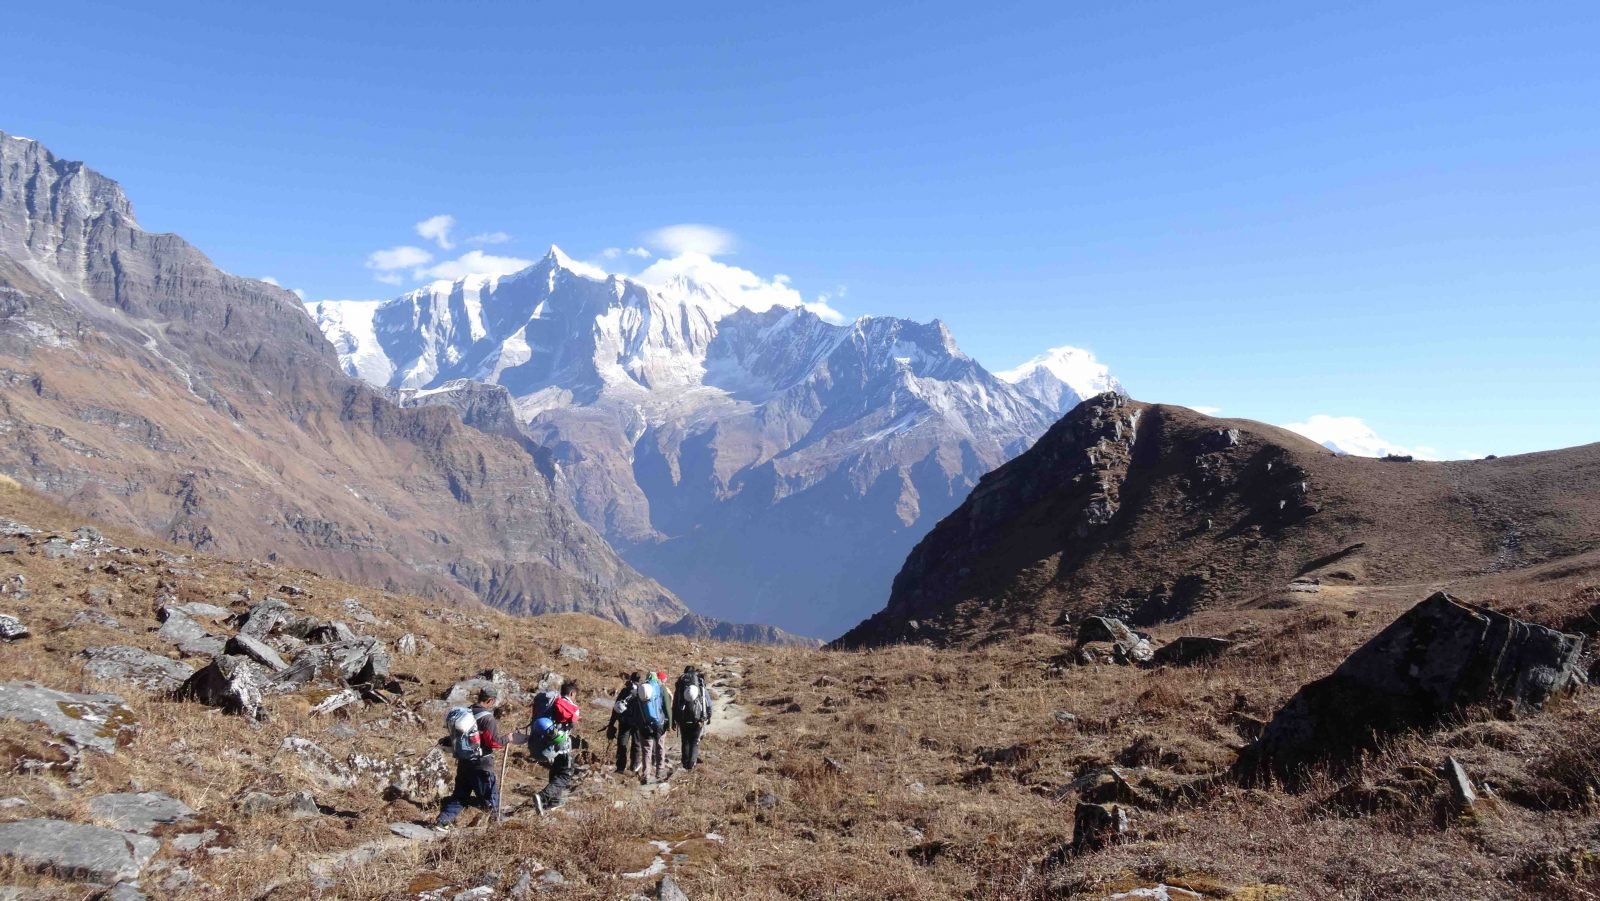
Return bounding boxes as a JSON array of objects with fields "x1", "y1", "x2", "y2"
[
  {"x1": 630, "y1": 671, "x2": 673, "y2": 784},
  {"x1": 434, "y1": 684, "x2": 507, "y2": 832},
  {"x1": 532, "y1": 680, "x2": 581, "y2": 814}
]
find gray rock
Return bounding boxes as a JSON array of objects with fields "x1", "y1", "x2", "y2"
[
  {"x1": 540, "y1": 870, "x2": 567, "y2": 885},
  {"x1": 1443, "y1": 755, "x2": 1479, "y2": 812},
  {"x1": 0, "y1": 818, "x2": 159, "y2": 884},
  {"x1": 444, "y1": 670, "x2": 527, "y2": 704},
  {"x1": 388, "y1": 821, "x2": 444, "y2": 842},
  {"x1": 1243, "y1": 592, "x2": 1585, "y2": 781},
  {"x1": 453, "y1": 888, "x2": 495, "y2": 900},
  {"x1": 340, "y1": 598, "x2": 380, "y2": 625},
  {"x1": 69, "y1": 610, "x2": 123, "y2": 629},
  {"x1": 156, "y1": 607, "x2": 225, "y2": 657},
  {"x1": 0, "y1": 682, "x2": 138, "y2": 752},
  {"x1": 305, "y1": 621, "x2": 357, "y2": 644},
  {"x1": 280, "y1": 736, "x2": 355, "y2": 791},
  {"x1": 170, "y1": 829, "x2": 219, "y2": 853},
  {"x1": 0, "y1": 613, "x2": 27, "y2": 641},
  {"x1": 80, "y1": 646, "x2": 195, "y2": 692},
  {"x1": 396, "y1": 633, "x2": 420, "y2": 656},
  {"x1": 102, "y1": 883, "x2": 149, "y2": 901},
  {"x1": 223, "y1": 634, "x2": 287, "y2": 672},
  {"x1": 1053, "y1": 711, "x2": 1078, "y2": 725},
  {"x1": 235, "y1": 790, "x2": 319, "y2": 819},
  {"x1": 1151, "y1": 636, "x2": 1232, "y2": 666},
  {"x1": 176, "y1": 655, "x2": 271, "y2": 720},
  {"x1": 235, "y1": 598, "x2": 293, "y2": 640},
  {"x1": 277, "y1": 637, "x2": 390, "y2": 687},
  {"x1": 177, "y1": 602, "x2": 233, "y2": 621},
  {"x1": 1112, "y1": 637, "x2": 1154, "y2": 665},
  {"x1": 88, "y1": 791, "x2": 195, "y2": 834},
  {"x1": 349, "y1": 747, "x2": 451, "y2": 805},
  {"x1": 1077, "y1": 616, "x2": 1137, "y2": 646},
  {"x1": 658, "y1": 875, "x2": 690, "y2": 901},
  {"x1": 557, "y1": 643, "x2": 590, "y2": 662}
]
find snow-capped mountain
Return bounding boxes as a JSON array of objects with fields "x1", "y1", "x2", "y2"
[
  {"x1": 311, "y1": 248, "x2": 1115, "y2": 638},
  {"x1": 996, "y1": 345, "x2": 1122, "y2": 416}
]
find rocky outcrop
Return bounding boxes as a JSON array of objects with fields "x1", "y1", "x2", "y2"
[
  {"x1": 0, "y1": 682, "x2": 139, "y2": 752},
  {"x1": 659, "y1": 613, "x2": 823, "y2": 648},
  {"x1": 177, "y1": 655, "x2": 273, "y2": 720},
  {"x1": 837, "y1": 394, "x2": 1600, "y2": 649},
  {"x1": 1240, "y1": 592, "x2": 1584, "y2": 781},
  {"x1": 81, "y1": 646, "x2": 195, "y2": 691},
  {"x1": 1151, "y1": 636, "x2": 1232, "y2": 667},
  {"x1": 88, "y1": 791, "x2": 196, "y2": 834},
  {"x1": 0, "y1": 612, "x2": 27, "y2": 640}
]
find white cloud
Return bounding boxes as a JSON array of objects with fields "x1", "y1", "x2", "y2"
[
  {"x1": 466, "y1": 231, "x2": 512, "y2": 245},
  {"x1": 599, "y1": 247, "x2": 624, "y2": 260},
  {"x1": 1186, "y1": 405, "x2": 1223, "y2": 415},
  {"x1": 627, "y1": 246, "x2": 651, "y2": 259},
  {"x1": 259, "y1": 276, "x2": 281, "y2": 286},
  {"x1": 646, "y1": 224, "x2": 737, "y2": 257},
  {"x1": 292, "y1": 288, "x2": 306, "y2": 300},
  {"x1": 1281, "y1": 414, "x2": 1440, "y2": 460},
  {"x1": 374, "y1": 272, "x2": 404, "y2": 286},
  {"x1": 635, "y1": 252, "x2": 846, "y2": 324},
  {"x1": 415, "y1": 250, "x2": 534, "y2": 282},
  {"x1": 367, "y1": 245, "x2": 434, "y2": 277},
  {"x1": 415, "y1": 214, "x2": 456, "y2": 250}
]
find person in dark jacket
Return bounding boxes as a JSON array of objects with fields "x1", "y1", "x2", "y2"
[
  {"x1": 672, "y1": 664, "x2": 714, "y2": 770},
  {"x1": 435, "y1": 685, "x2": 506, "y2": 831},
  {"x1": 605, "y1": 672, "x2": 642, "y2": 774}
]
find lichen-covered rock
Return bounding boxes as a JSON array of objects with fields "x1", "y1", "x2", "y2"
[
  {"x1": 88, "y1": 791, "x2": 196, "y2": 834},
  {"x1": 277, "y1": 637, "x2": 390, "y2": 687},
  {"x1": 156, "y1": 606, "x2": 225, "y2": 657},
  {"x1": 280, "y1": 736, "x2": 356, "y2": 791},
  {"x1": 0, "y1": 612, "x2": 28, "y2": 640},
  {"x1": 224, "y1": 634, "x2": 288, "y2": 673},
  {"x1": 349, "y1": 746, "x2": 451, "y2": 805},
  {"x1": 1077, "y1": 616, "x2": 1137, "y2": 646},
  {"x1": 0, "y1": 682, "x2": 139, "y2": 752},
  {"x1": 1241, "y1": 592, "x2": 1584, "y2": 781},
  {"x1": 81, "y1": 646, "x2": 195, "y2": 692},
  {"x1": 235, "y1": 789, "x2": 319, "y2": 819},
  {"x1": 177, "y1": 655, "x2": 272, "y2": 720}
]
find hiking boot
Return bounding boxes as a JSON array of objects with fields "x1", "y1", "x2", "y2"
[{"x1": 431, "y1": 822, "x2": 452, "y2": 834}]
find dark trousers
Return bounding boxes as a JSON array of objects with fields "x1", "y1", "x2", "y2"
[
  {"x1": 538, "y1": 753, "x2": 575, "y2": 807},
  {"x1": 437, "y1": 763, "x2": 496, "y2": 825},
  {"x1": 679, "y1": 722, "x2": 704, "y2": 769},
  {"x1": 615, "y1": 727, "x2": 638, "y2": 772}
]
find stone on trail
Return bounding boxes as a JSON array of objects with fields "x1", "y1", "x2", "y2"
[
  {"x1": 279, "y1": 736, "x2": 356, "y2": 791},
  {"x1": 225, "y1": 633, "x2": 289, "y2": 672},
  {"x1": 1241, "y1": 591, "x2": 1584, "y2": 781},
  {"x1": 658, "y1": 874, "x2": 691, "y2": 901},
  {"x1": 389, "y1": 821, "x2": 445, "y2": 842},
  {"x1": 235, "y1": 789, "x2": 319, "y2": 819},
  {"x1": 0, "y1": 682, "x2": 139, "y2": 752},
  {"x1": 0, "y1": 818, "x2": 160, "y2": 884},
  {"x1": 177, "y1": 655, "x2": 272, "y2": 720},
  {"x1": 80, "y1": 646, "x2": 195, "y2": 692},
  {"x1": 88, "y1": 791, "x2": 196, "y2": 834},
  {"x1": 0, "y1": 612, "x2": 28, "y2": 641}
]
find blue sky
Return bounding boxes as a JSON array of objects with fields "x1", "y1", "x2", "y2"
[{"x1": 5, "y1": 1, "x2": 1597, "y2": 457}]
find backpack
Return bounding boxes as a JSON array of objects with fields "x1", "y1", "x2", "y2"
[
  {"x1": 445, "y1": 706, "x2": 483, "y2": 762},
  {"x1": 528, "y1": 716, "x2": 569, "y2": 767},
  {"x1": 530, "y1": 688, "x2": 558, "y2": 723},
  {"x1": 674, "y1": 673, "x2": 710, "y2": 724},
  {"x1": 629, "y1": 681, "x2": 667, "y2": 735}
]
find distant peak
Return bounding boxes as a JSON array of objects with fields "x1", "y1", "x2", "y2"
[{"x1": 541, "y1": 245, "x2": 610, "y2": 281}]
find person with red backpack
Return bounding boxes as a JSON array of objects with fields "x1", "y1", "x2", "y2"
[
  {"x1": 534, "y1": 679, "x2": 581, "y2": 814},
  {"x1": 434, "y1": 685, "x2": 506, "y2": 831}
]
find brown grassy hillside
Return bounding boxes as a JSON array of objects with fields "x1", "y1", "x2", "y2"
[{"x1": 4, "y1": 476, "x2": 1600, "y2": 899}]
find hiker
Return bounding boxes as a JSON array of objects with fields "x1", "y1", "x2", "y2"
[
  {"x1": 605, "y1": 672, "x2": 643, "y2": 774},
  {"x1": 534, "y1": 680, "x2": 580, "y2": 814},
  {"x1": 672, "y1": 664, "x2": 714, "y2": 770},
  {"x1": 630, "y1": 670, "x2": 672, "y2": 784},
  {"x1": 435, "y1": 685, "x2": 506, "y2": 831}
]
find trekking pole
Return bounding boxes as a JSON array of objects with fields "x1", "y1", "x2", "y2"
[{"x1": 495, "y1": 740, "x2": 511, "y2": 826}]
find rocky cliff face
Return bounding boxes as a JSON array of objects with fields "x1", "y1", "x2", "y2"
[
  {"x1": 315, "y1": 253, "x2": 1102, "y2": 638},
  {"x1": 0, "y1": 131, "x2": 688, "y2": 631},
  {"x1": 836, "y1": 395, "x2": 1600, "y2": 648}
]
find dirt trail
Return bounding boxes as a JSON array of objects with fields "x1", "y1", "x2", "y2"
[{"x1": 706, "y1": 655, "x2": 750, "y2": 739}]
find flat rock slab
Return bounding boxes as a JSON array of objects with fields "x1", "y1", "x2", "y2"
[
  {"x1": 157, "y1": 608, "x2": 226, "y2": 657},
  {"x1": 389, "y1": 821, "x2": 445, "y2": 842},
  {"x1": 225, "y1": 634, "x2": 288, "y2": 672},
  {"x1": 0, "y1": 818, "x2": 160, "y2": 884},
  {"x1": 177, "y1": 603, "x2": 233, "y2": 620},
  {"x1": 89, "y1": 791, "x2": 196, "y2": 834},
  {"x1": 0, "y1": 682, "x2": 139, "y2": 752},
  {"x1": 81, "y1": 646, "x2": 195, "y2": 692}
]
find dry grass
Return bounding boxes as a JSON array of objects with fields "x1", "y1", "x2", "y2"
[{"x1": 3, "y1": 484, "x2": 1600, "y2": 899}]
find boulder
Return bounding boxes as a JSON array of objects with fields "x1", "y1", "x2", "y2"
[
  {"x1": 1443, "y1": 756, "x2": 1479, "y2": 814},
  {"x1": 349, "y1": 747, "x2": 452, "y2": 805},
  {"x1": 0, "y1": 818, "x2": 160, "y2": 884},
  {"x1": 558, "y1": 643, "x2": 590, "y2": 662},
  {"x1": 278, "y1": 637, "x2": 390, "y2": 687},
  {"x1": 235, "y1": 598, "x2": 319, "y2": 641},
  {"x1": 69, "y1": 610, "x2": 123, "y2": 629},
  {"x1": 340, "y1": 598, "x2": 380, "y2": 625},
  {"x1": 177, "y1": 655, "x2": 272, "y2": 720},
  {"x1": 1077, "y1": 616, "x2": 1136, "y2": 646},
  {"x1": 1241, "y1": 592, "x2": 1584, "y2": 781},
  {"x1": 177, "y1": 602, "x2": 233, "y2": 620},
  {"x1": 0, "y1": 682, "x2": 139, "y2": 752},
  {"x1": 1112, "y1": 638, "x2": 1155, "y2": 665},
  {"x1": 236, "y1": 789, "x2": 319, "y2": 819},
  {"x1": 156, "y1": 607, "x2": 225, "y2": 657},
  {"x1": 1151, "y1": 636, "x2": 1232, "y2": 667},
  {"x1": 306, "y1": 621, "x2": 358, "y2": 645},
  {"x1": 397, "y1": 633, "x2": 420, "y2": 656},
  {"x1": 1071, "y1": 802, "x2": 1128, "y2": 853},
  {"x1": 88, "y1": 791, "x2": 195, "y2": 834},
  {"x1": 0, "y1": 612, "x2": 28, "y2": 641},
  {"x1": 224, "y1": 634, "x2": 288, "y2": 673},
  {"x1": 444, "y1": 669, "x2": 527, "y2": 704},
  {"x1": 280, "y1": 736, "x2": 356, "y2": 791},
  {"x1": 80, "y1": 646, "x2": 195, "y2": 692}
]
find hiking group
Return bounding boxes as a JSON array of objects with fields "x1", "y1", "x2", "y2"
[{"x1": 433, "y1": 665, "x2": 714, "y2": 831}]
